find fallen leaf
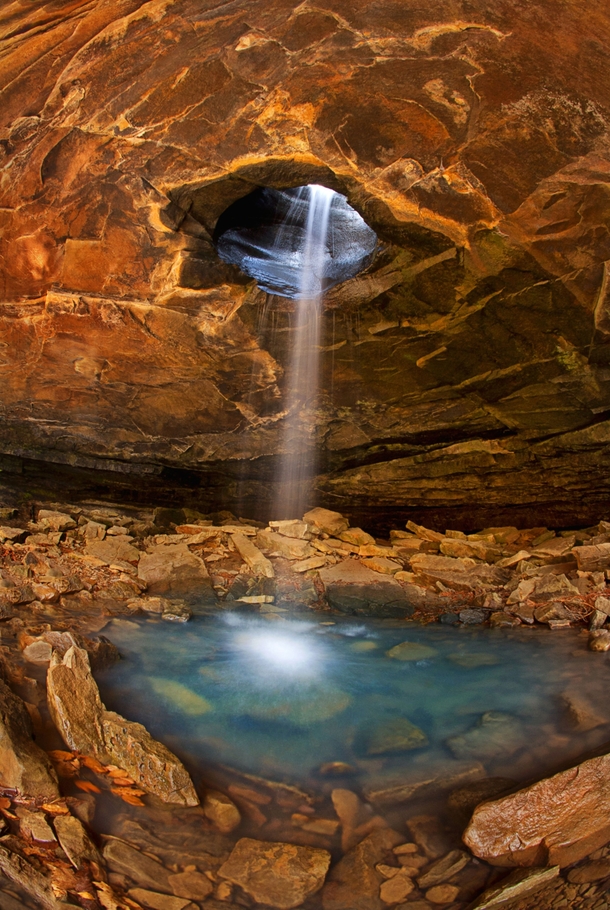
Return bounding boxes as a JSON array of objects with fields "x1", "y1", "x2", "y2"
[
  {"x1": 48, "y1": 750, "x2": 76, "y2": 762},
  {"x1": 79, "y1": 755, "x2": 107, "y2": 774},
  {"x1": 41, "y1": 801, "x2": 70, "y2": 815},
  {"x1": 113, "y1": 789, "x2": 144, "y2": 806},
  {"x1": 0, "y1": 798, "x2": 11, "y2": 810},
  {"x1": 75, "y1": 781, "x2": 101, "y2": 794},
  {"x1": 78, "y1": 893, "x2": 96, "y2": 900},
  {"x1": 109, "y1": 778, "x2": 135, "y2": 787}
]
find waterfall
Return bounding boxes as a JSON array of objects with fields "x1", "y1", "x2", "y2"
[{"x1": 275, "y1": 184, "x2": 334, "y2": 519}]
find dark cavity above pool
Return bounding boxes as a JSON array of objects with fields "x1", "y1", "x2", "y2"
[{"x1": 214, "y1": 184, "x2": 378, "y2": 298}]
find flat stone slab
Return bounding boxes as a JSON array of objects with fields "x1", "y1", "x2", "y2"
[
  {"x1": 219, "y1": 837, "x2": 331, "y2": 910},
  {"x1": 319, "y1": 559, "x2": 412, "y2": 618}
]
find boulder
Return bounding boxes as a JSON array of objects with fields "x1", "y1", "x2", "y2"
[
  {"x1": 319, "y1": 560, "x2": 412, "y2": 618},
  {"x1": 138, "y1": 543, "x2": 211, "y2": 594},
  {"x1": 256, "y1": 529, "x2": 313, "y2": 560},
  {"x1": 463, "y1": 752, "x2": 610, "y2": 866},
  {"x1": 303, "y1": 509, "x2": 349, "y2": 537},
  {"x1": 85, "y1": 536, "x2": 140, "y2": 566},
  {"x1": 218, "y1": 838, "x2": 331, "y2": 910}
]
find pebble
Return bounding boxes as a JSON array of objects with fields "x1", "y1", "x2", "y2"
[{"x1": 425, "y1": 883, "x2": 460, "y2": 903}]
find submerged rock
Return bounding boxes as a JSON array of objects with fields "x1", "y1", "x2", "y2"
[
  {"x1": 467, "y1": 866, "x2": 560, "y2": 909},
  {"x1": 447, "y1": 711, "x2": 524, "y2": 762},
  {"x1": 149, "y1": 678, "x2": 213, "y2": 716},
  {"x1": 322, "y1": 828, "x2": 404, "y2": 910},
  {"x1": 364, "y1": 718, "x2": 428, "y2": 755},
  {"x1": 386, "y1": 641, "x2": 438, "y2": 661},
  {"x1": 463, "y1": 752, "x2": 610, "y2": 866},
  {"x1": 218, "y1": 837, "x2": 331, "y2": 910}
]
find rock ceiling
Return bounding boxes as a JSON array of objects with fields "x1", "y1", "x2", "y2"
[{"x1": 2, "y1": 0, "x2": 610, "y2": 526}]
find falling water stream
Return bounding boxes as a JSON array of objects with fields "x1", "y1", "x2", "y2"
[{"x1": 275, "y1": 185, "x2": 334, "y2": 519}]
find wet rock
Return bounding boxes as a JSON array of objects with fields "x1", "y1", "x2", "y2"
[
  {"x1": 319, "y1": 560, "x2": 412, "y2": 618},
  {"x1": 447, "y1": 711, "x2": 524, "y2": 762},
  {"x1": 0, "y1": 677, "x2": 59, "y2": 798},
  {"x1": 103, "y1": 711, "x2": 199, "y2": 806},
  {"x1": 138, "y1": 543, "x2": 211, "y2": 594},
  {"x1": 463, "y1": 751, "x2": 610, "y2": 866},
  {"x1": 425, "y1": 883, "x2": 459, "y2": 903},
  {"x1": 459, "y1": 609, "x2": 487, "y2": 624},
  {"x1": 364, "y1": 761, "x2": 484, "y2": 808},
  {"x1": 360, "y1": 556, "x2": 403, "y2": 576},
  {"x1": 232, "y1": 533, "x2": 274, "y2": 577},
  {"x1": 108, "y1": 817, "x2": 230, "y2": 873},
  {"x1": 567, "y1": 858, "x2": 610, "y2": 883},
  {"x1": 322, "y1": 828, "x2": 403, "y2": 910},
  {"x1": 489, "y1": 612, "x2": 521, "y2": 628},
  {"x1": 558, "y1": 691, "x2": 608, "y2": 732},
  {"x1": 168, "y1": 870, "x2": 214, "y2": 901},
  {"x1": 54, "y1": 814, "x2": 102, "y2": 869},
  {"x1": 467, "y1": 866, "x2": 560, "y2": 909},
  {"x1": 203, "y1": 791, "x2": 241, "y2": 834},
  {"x1": 150, "y1": 678, "x2": 212, "y2": 715},
  {"x1": 128, "y1": 890, "x2": 195, "y2": 910},
  {"x1": 386, "y1": 641, "x2": 438, "y2": 661},
  {"x1": 417, "y1": 850, "x2": 469, "y2": 889},
  {"x1": 103, "y1": 838, "x2": 173, "y2": 893},
  {"x1": 588, "y1": 630, "x2": 610, "y2": 651},
  {"x1": 219, "y1": 837, "x2": 331, "y2": 910},
  {"x1": 446, "y1": 778, "x2": 516, "y2": 826},
  {"x1": 379, "y1": 870, "x2": 415, "y2": 903},
  {"x1": 304, "y1": 509, "x2": 349, "y2": 537},
  {"x1": 47, "y1": 645, "x2": 106, "y2": 757},
  {"x1": 533, "y1": 602, "x2": 572, "y2": 623},
  {"x1": 365, "y1": 718, "x2": 428, "y2": 755},
  {"x1": 406, "y1": 816, "x2": 454, "y2": 861}
]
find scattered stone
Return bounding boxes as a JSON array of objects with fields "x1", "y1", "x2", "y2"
[
  {"x1": 573, "y1": 543, "x2": 610, "y2": 572},
  {"x1": 269, "y1": 520, "x2": 311, "y2": 539},
  {"x1": 558, "y1": 691, "x2": 608, "y2": 731},
  {"x1": 459, "y1": 609, "x2": 487, "y2": 624},
  {"x1": 386, "y1": 641, "x2": 438, "y2": 661},
  {"x1": 36, "y1": 510, "x2": 77, "y2": 531},
  {"x1": 219, "y1": 837, "x2": 331, "y2": 910},
  {"x1": 47, "y1": 645, "x2": 106, "y2": 756},
  {"x1": 447, "y1": 711, "x2": 524, "y2": 762},
  {"x1": 360, "y1": 556, "x2": 403, "y2": 575},
  {"x1": 291, "y1": 555, "x2": 328, "y2": 573},
  {"x1": 406, "y1": 521, "x2": 444, "y2": 542},
  {"x1": 256, "y1": 529, "x2": 313, "y2": 560},
  {"x1": 567, "y1": 859, "x2": 610, "y2": 883},
  {"x1": 463, "y1": 751, "x2": 610, "y2": 866},
  {"x1": 365, "y1": 717, "x2": 428, "y2": 755},
  {"x1": 168, "y1": 870, "x2": 214, "y2": 901},
  {"x1": 594, "y1": 594, "x2": 610, "y2": 615},
  {"x1": 417, "y1": 850, "x2": 469, "y2": 888},
  {"x1": 232, "y1": 534, "x2": 274, "y2": 578},
  {"x1": 54, "y1": 813, "x2": 102, "y2": 868},
  {"x1": 22, "y1": 640, "x2": 53, "y2": 664},
  {"x1": 0, "y1": 838, "x2": 69, "y2": 909},
  {"x1": 15, "y1": 808, "x2": 56, "y2": 843},
  {"x1": 85, "y1": 536, "x2": 140, "y2": 565},
  {"x1": 103, "y1": 838, "x2": 173, "y2": 892},
  {"x1": 533, "y1": 602, "x2": 572, "y2": 623},
  {"x1": 467, "y1": 865, "x2": 560, "y2": 909},
  {"x1": 589, "y1": 609, "x2": 607, "y2": 631},
  {"x1": 0, "y1": 677, "x2": 59, "y2": 798},
  {"x1": 406, "y1": 815, "x2": 453, "y2": 860},
  {"x1": 322, "y1": 827, "x2": 403, "y2": 910},
  {"x1": 138, "y1": 543, "x2": 211, "y2": 594},
  {"x1": 588, "y1": 630, "x2": 610, "y2": 651},
  {"x1": 425, "y1": 883, "x2": 460, "y2": 903},
  {"x1": 364, "y1": 761, "x2": 484, "y2": 808},
  {"x1": 304, "y1": 508, "x2": 349, "y2": 537},
  {"x1": 379, "y1": 870, "x2": 415, "y2": 903},
  {"x1": 203, "y1": 791, "x2": 241, "y2": 834},
  {"x1": 340, "y1": 527, "x2": 376, "y2": 546},
  {"x1": 489, "y1": 611, "x2": 521, "y2": 628}
]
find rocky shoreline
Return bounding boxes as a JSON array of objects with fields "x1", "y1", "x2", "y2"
[{"x1": 2, "y1": 496, "x2": 610, "y2": 910}]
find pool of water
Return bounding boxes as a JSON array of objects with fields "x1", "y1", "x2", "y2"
[{"x1": 96, "y1": 612, "x2": 610, "y2": 799}]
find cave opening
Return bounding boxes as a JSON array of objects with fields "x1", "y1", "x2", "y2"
[{"x1": 213, "y1": 184, "x2": 378, "y2": 297}]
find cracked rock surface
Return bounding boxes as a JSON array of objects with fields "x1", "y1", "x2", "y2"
[{"x1": 2, "y1": 0, "x2": 610, "y2": 527}]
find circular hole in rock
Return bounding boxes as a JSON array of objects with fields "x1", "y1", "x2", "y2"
[{"x1": 214, "y1": 184, "x2": 378, "y2": 298}]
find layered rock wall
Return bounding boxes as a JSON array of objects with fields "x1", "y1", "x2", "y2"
[{"x1": 2, "y1": 0, "x2": 610, "y2": 525}]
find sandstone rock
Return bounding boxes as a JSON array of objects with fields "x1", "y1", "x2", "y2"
[
  {"x1": 417, "y1": 850, "x2": 469, "y2": 889},
  {"x1": 15, "y1": 808, "x2": 56, "y2": 843},
  {"x1": 319, "y1": 560, "x2": 412, "y2": 618},
  {"x1": 447, "y1": 711, "x2": 524, "y2": 762},
  {"x1": 138, "y1": 543, "x2": 211, "y2": 594},
  {"x1": 36, "y1": 510, "x2": 76, "y2": 531},
  {"x1": 567, "y1": 859, "x2": 610, "y2": 883},
  {"x1": 558, "y1": 691, "x2": 608, "y2": 732},
  {"x1": 103, "y1": 838, "x2": 173, "y2": 893},
  {"x1": 364, "y1": 760, "x2": 485, "y2": 808},
  {"x1": 0, "y1": 838, "x2": 71, "y2": 909},
  {"x1": 406, "y1": 522, "x2": 444, "y2": 543},
  {"x1": 446, "y1": 778, "x2": 516, "y2": 826},
  {"x1": 406, "y1": 816, "x2": 453, "y2": 861},
  {"x1": 425, "y1": 883, "x2": 460, "y2": 903},
  {"x1": 573, "y1": 543, "x2": 610, "y2": 572},
  {"x1": 219, "y1": 838, "x2": 331, "y2": 910},
  {"x1": 365, "y1": 718, "x2": 428, "y2": 755},
  {"x1": 232, "y1": 533, "x2": 274, "y2": 577},
  {"x1": 168, "y1": 871, "x2": 214, "y2": 901},
  {"x1": 463, "y1": 751, "x2": 610, "y2": 866},
  {"x1": 589, "y1": 630, "x2": 610, "y2": 651},
  {"x1": 304, "y1": 509, "x2": 349, "y2": 537},
  {"x1": 386, "y1": 641, "x2": 437, "y2": 661},
  {"x1": 47, "y1": 645, "x2": 106, "y2": 757},
  {"x1": 340, "y1": 528, "x2": 376, "y2": 546},
  {"x1": 489, "y1": 611, "x2": 521, "y2": 628},
  {"x1": 322, "y1": 828, "x2": 403, "y2": 910},
  {"x1": 379, "y1": 871, "x2": 414, "y2": 903},
  {"x1": 203, "y1": 791, "x2": 241, "y2": 834},
  {"x1": 256, "y1": 529, "x2": 313, "y2": 560},
  {"x1": 54, "y1": 814, "x2": 102, "y2": 869},
  {"x1": 22, "y1": 640, "x2": 53, "y2": 664},
  {"x1": 360, "y1": 556, "x2": 403, "y2": 575},
  {"x1": 533, "y1": 602, "x2": 572, "y2": 623},
  {"x1": 467, "y1": 866, "x2": 560, "y2": 909},
  {"x1": 594, "y1": 594, "x2": 610, "y2": 615},
  {"x1": 440, "y1": 538, "x2": 500, "y2": 561},
  {"x1": 85, "y1": 537, "x2": 140, "y2": 566},
  {"x1": 269, "y1": 520, "x2": 311, "y2": 539},
  {"x1": 103, "y1": 711, "x2": 199, "y2": 806}
]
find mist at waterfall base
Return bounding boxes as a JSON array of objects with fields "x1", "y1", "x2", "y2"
[
  {"x1": 97, "y1": 613, "x2": 610, "y2": 797},
  {"x1": 216, "y1": 185, "x2": 377, "y2": 519}
]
